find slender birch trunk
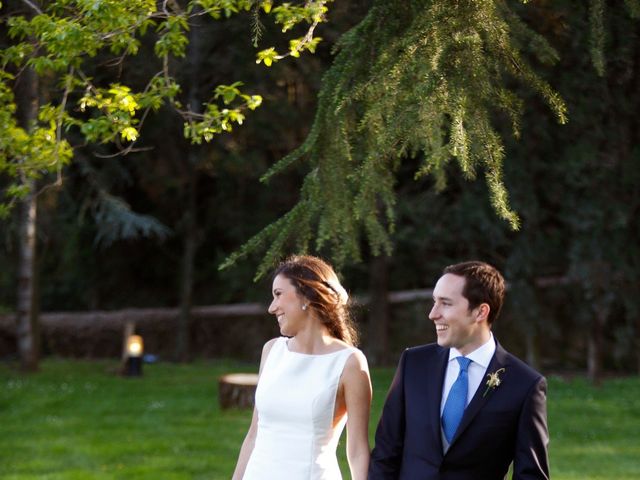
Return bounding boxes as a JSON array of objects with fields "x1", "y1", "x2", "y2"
[{"x1": 15, "y1": 65, "x2": 40, "y2": 372}]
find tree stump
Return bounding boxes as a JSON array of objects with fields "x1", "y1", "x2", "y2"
[{"x1": 218, "y1": 373, "x2": 258, "y2": 409}]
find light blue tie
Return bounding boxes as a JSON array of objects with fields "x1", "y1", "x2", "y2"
[{"x1": 442, "y1": 356, "x2": 472, "y2": 444}]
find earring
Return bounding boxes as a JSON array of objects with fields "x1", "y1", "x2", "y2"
[{"x1": 302, "y1": 304, "x2": 308, "y2": 311}]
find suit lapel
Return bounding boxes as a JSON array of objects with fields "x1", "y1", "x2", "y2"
[
  {"x1": 427, "y1": 347, "x2": 449, "y2": 455},
  {"x1": 447, "y1": 342, "x2": 511, "y2": 448}
]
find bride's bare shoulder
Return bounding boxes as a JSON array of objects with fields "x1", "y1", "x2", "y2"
[{"x1": 258, "y1": 337, "x2": 282, "y2": 372}]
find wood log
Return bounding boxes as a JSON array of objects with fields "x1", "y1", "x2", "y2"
[
  {"x1": 0, "y1": 289, "x2": 446, "y2": 329},
  {"x1": 218, "y1": 373, "x2": 259, "y2": 409}
]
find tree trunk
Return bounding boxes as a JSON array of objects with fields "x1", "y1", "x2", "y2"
[
  {"x1": 636, "y1": 313, "x2": 640, "y2": 375},
  {"x1": 587, "y1": 305, "x2": 606, "y2": 386},
  {"x1": 14, "y1": 65, "x2": 40, "y2": 372},
  {"x1": 368, "y1": 253, "x2": 390, "y2": 366},
  {"x1": 524, "y1": 328, "x2": 538, "y2": 371},
  {"x1": 175, "y1": 7, "x2": 203, "y2": 362},
  {"x1": 176, "y1": 185, "x2": 197, "y2": 362},
  {"x1": 15, "y1": 183, "x2": 38, "y2": 371}
]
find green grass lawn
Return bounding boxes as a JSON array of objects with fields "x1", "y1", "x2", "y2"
[{"x1": 1, "y1": 359, "x2": 639, "y2": 479}]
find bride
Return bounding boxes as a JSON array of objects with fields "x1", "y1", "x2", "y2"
[{"x1": 232, "y1": 255, "x2": 372, "y2": 480}]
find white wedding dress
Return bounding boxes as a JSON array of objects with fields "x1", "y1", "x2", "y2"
[{"x1": 243, "y1": 337, "x2": 357, "y2": 480}]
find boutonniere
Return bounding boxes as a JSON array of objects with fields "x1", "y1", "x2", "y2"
[{"x1": 483, "y1": 368, "x2": 506, "y2": 397}]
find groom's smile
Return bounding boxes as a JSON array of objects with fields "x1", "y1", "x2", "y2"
[{"x1": 429, "y1": 273, "x2": 490, "y2": 356}]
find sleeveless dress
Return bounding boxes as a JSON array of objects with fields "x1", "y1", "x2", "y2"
[{"x1": 243, "y1": 337, "x2": 357, "y2": 480}]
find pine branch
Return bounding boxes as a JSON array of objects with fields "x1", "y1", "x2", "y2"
[{"x1": 226, "y1": 0, "x2": 575, "y2": 272}]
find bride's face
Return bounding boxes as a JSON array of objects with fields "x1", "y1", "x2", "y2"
[{"x1": 268, "y1": 274, "x2": 308, "y2": 336}]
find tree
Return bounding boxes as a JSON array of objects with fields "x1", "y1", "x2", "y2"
[
  {"x1": 13, "y1": 63, "x2": 40, "y2": 371},
  {"x1": 218, "y1": 0, "x2": 640, "y2": 378},
  {"x1": 556, "y1": 0, "x2": 640, "y2": 382},
  {"x1": 222, "y1": 0, "x2": 571, "y2": 277},
  {"x1": 221, "y1": 0, "x2": 639, "y2": 269},
  {"x1": 1, "y1": 0, "x2": 334, "y2": 369}
]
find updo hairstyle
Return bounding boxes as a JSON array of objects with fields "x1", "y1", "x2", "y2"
[{"x1": 273, "y1": 255, "x2": 358, "y2": 346}]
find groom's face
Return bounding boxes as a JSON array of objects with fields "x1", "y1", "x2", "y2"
[{"x1": 429, "y1": 273, "x2": 486, "y2": 356}]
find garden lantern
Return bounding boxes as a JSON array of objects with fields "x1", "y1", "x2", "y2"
[{"x1": 125, "y1": 334, "x2": 144, "y2": 377}]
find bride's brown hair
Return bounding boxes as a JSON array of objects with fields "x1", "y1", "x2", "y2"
[{"x1": 273, "y1": 255, "x2": 358, "y2": 346}]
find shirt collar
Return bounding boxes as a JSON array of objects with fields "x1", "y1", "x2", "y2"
[{"x1": 448, "y1": 332, "x2": 496, "y2": 369}]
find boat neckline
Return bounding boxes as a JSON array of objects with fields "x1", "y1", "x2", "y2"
[{"x1": 284, "y1": 338, "x2": 352, "y2": 357}]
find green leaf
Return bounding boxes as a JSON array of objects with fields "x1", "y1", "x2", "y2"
[{"x1": 120, "y1": 127, "x2": 139, "y2": 142}]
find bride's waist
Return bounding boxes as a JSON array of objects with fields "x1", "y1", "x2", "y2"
[{"x1": 253, "y1": 427, "x2": 339, "y2": 458}]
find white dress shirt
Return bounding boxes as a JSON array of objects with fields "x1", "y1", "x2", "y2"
[{"x1": 440, "y1": 333, "x2": 496, "y2": 451}]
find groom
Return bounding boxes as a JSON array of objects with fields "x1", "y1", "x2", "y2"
[{"x1": 369, "y1": 261, "x2": 550, "y2": 479}]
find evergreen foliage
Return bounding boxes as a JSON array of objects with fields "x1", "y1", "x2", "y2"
[
  {"x1": 222, "y1": 0, "x2": 570, "y2": 278},
  {"x1": 92, "y1": 191, "x2": 172, "y2": 246}
]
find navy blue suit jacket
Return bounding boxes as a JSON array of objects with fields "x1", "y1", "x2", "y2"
[{"x1": 369, "y1": 342, "x2": 550, "y2": 480}]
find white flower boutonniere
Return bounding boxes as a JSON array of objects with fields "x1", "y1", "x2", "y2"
[{"x1": 483, "y1": 368, "x2": 506, "y2": 397}]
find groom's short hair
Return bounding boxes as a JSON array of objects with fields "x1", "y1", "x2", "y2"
[{"x1": 443, "y1": 261, "x2": 505, "y2": 324}]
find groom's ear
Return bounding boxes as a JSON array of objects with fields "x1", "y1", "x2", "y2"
[{"x1": 474, "y1": 303, "x2": 490, "y2": 323}]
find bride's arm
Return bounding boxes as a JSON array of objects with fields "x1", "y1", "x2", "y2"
[
  {"x1": 343, "y1": 350, "x2": 373, "y2": 480},
  {"x1": 231, "y1": 338, "x2": 278, "y2": 480},
  {"x1": 232, "y1": 408, "x2": 259, "y2": 480}
]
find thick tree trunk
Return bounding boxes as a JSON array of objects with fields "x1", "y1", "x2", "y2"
[
  {"x1": 368, "y1": 254, "x2": 390, "y2": 366},
  {"x1": 14, "y1": 65, "x2": 40, "y2": 372}
]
